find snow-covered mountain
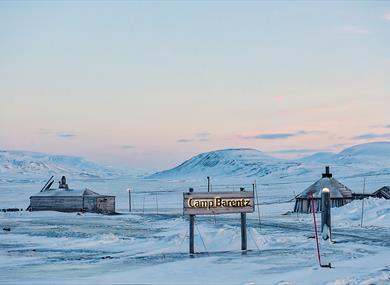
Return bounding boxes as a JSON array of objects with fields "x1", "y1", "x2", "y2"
[
  {"x1": 0, "y1": 150, "x2": 129, "y2": 183},
  {"x1": 3, "y1": 142, "x2": 390, "y2": 183},
  {"x1": 299, "y1": 142, "x2": 390, "y2": 178},
  {"x1": 302, "y1": 142, "x2": 390, "y2": 165},
  {"x1": 149, "y1": 142, "x2": 390, "y2": 180},
  {"x1": 149, "y1": 148, "x2": 300, "y2": 179}
]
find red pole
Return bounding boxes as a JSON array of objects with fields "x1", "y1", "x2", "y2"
[{"x1": 310, "y1": 192, "x2": 322, "y2": 266}]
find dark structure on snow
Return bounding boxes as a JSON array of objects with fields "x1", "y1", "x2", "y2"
[
  {"x1": 294, "y1": 166, "x2": 353, "y2": 213},
  {"x1": 373, "y1": 186, "x2": 390, "y2": 199},
  {"x1": 28, "y1": 176, "x2": 115, "y2": 214},
  {"x1": 352, "y1": 186, "x2": 390, "y2": 200}
]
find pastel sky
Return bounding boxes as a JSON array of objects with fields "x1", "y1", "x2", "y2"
[{"x1": 1, "y1": 1, "x2": 390, "y2": 170}]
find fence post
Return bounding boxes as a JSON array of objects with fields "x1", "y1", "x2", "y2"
[
  {"x1": 240, "y1": 187, "x2": 247, "y2": 251},
  {"x1": 360, "y1": 177, "x2": 366, "y2": 227},
  {"x1": 155, "y1": 192, "x2": 159, "y2": 215},
  {"x1": 321, "y1": 188, "x2": 331, "y2": 241},
  {"x1": 189, "y1": 187, "x2": 195, "y2": 254},
  {"x1": 254, "y1": 182, "x2": 261, "y2": 230},
  {"x1": 127, "y1": 188, "x2": 132, "y2": 212}
]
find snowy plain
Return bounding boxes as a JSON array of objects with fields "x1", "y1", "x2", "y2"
[
  {"x1": 1, "y1": 143, "x2": 390, "y2": 285},
  {"x1": 1, "y1": 179, "x2": 389, "y2": 285}
]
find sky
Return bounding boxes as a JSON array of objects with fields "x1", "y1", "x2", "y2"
[{"x1": 1, "y1": 1, "x2": 390, "y2": 170}]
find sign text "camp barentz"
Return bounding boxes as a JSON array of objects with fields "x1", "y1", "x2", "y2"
[{"x1": 183, "y1": 191, "x2": 255, "y2": 215}]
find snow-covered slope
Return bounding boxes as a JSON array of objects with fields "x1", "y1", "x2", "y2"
[
  {"x1": 302, "y1": 142, "x2": 390, "y2": 165},
  {"x1": 339, "y1": 142, "x2": 390, "y2": 157},
  {"x1": 3, "y1": 142, "x2": 390, "y2": 183},
  {"x1": 149, "y1": 142, "x2": 390, "y2": 180},
  {"x1": 300, "y1": 142, "x2": 390, "y2": 178},
  {"x1": 0, "y1": 150, "x2": 128, "y2": 182},
  {"x1": 149, "y1": 148, "x2": 299, "y2": 179}
]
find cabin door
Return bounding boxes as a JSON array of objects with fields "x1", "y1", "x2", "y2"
[{"x1": 97, "y1": 198, "x2": 109, "y2": 213}]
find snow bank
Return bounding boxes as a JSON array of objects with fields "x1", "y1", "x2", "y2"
[{"x1": 332, "y1": 198, "x2": 390, "y2": 228}]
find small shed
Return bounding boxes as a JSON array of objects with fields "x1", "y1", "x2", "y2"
[
  {"x1": 29, "y1": 176, "x2": 115, "y2": 214},
  {"x1": 294, "y1": 166, "x2": 353, "y2": 213}
]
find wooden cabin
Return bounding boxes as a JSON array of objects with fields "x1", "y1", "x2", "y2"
[
  {"x1": 28, "y1": 176, "x2": 115, "y2": 214},
  {"x1": 294, "y1": 166, "x2": 353, "y2": 213}
]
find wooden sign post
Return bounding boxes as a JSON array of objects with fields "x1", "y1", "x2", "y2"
[
  {"x1": 183, "y1": 187, "x2": 255, "y2": 254},
  {"x1": 189, "y1": 188, "x2": 195, "y2": 254},
  {"x1": 240, "y1": 187, "x2": 247, "y2": 250}
]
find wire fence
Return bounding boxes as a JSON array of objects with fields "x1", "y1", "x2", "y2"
[
  {"x1": 2, "y1": 173, "x2": 389, "y2": 215},
  {"x1": 116, "y1": 174, "x2": 390, "y2": 215}
]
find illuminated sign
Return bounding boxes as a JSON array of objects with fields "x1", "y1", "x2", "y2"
[{"x1": 183, "y1": 191, "x2": 254, "y2": 215}]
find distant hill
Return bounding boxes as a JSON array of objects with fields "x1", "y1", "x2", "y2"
[
  {"x1": 3, "y1": 142, "x2": 390, "y2": 183},
  {"x1": 148, "y1": 148, "x2": 299, "y2": 179},
  {"x1": 148, "y1": 142, "x2": 390, "y2": 180},
  {"x1": 0, "y1": 150, "x2": 129, "y2": 183}
]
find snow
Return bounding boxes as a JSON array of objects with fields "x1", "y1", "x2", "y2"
[
  {"x1": 0, "y1": 150, "x2": 131, "y2": 182},
  {"x1": 4, "y1": 142, "x2": 390, "y2": 185},
  {"x1": 338, "y1": 142, "x2": 390, "y2": 158},
  {"x1": 332, "y1": 197, "x2": 390, "y2": 228},
  {"x1": 1, "y1": 177, "x2": 389, "y2": 285},
  {"x1": 149, "y1": 148, "x2": 292, "y2": 179},
  {"x1": 148, "y1": 142, "x2": 390, "y2": 187},
  {"x1": 1, "y1": 142, "x2": 390, "y2": 284}
]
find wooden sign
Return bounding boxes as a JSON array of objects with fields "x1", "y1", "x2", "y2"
[{"x1": 183, "y1": 191, "x2": 255, "y2": 215}]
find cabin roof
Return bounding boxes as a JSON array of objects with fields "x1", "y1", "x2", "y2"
[
  {"x1": 296, "y1": 177, "x2": 353, "y2": 199},
  {"x1": 373, "y1": 186, "x2": 390, "y2": 199},
  {"x1": 31, "y1": 188, "x2": 112, "y2": 197}
]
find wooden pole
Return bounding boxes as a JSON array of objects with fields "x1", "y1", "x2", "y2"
[
  {"x1": 360, "y1": 177, "x2": 366, "y2": 227},
  {"x1": 40, "y1": 175, "x2": 54, "y2": 192},
  {"x1": 310, "y1": 192, "x2": 322, "y2": 266},
  {"x1": 128, "y1": 188, "x2": 132, "y2": 212},
  {"x1": 321, "y1": 188, "x2": 331, "y2": 241},
  {"x1": 189, "y1": 188, "x2": 195, "y2": 254},
  {"x1": 254, "y1": 182, "x2": 261, "y2": 230},
  {"x1": 155, "y1": 192, "x2": 159, "y2": 215},
  {"x1": 240, "y1": 187, "x2": 247, "y2": 251}
]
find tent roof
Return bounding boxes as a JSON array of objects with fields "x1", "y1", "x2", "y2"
[
  {"x1": 296, "y1": 177, "x2": 352, "y2": 199},
  {"x1": 31, "y1": 188, "x2": 106, "y2": 197}
]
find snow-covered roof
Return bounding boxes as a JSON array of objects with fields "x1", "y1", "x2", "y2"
[
  {"x1": 31, "y1": 188, "x2": 105, "y2": 197},
  {"x1": 296, "y1": 177, "x2": 352, "y2": 199}
]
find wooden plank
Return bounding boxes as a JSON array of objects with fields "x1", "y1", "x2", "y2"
[{"x1": 183, "y1": 191, "x2": 255, "y2": 215}]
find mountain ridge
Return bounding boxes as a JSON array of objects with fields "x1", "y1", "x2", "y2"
[
  {"x1": 148, "y1": 142, "x2": 390, "y2": 180},
  {"x1": 3, "y1": 141, "x2": 390, "y2": 183},
  {"x1": 0, "y1": 150, "x2": 129, "y2": 182}
]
